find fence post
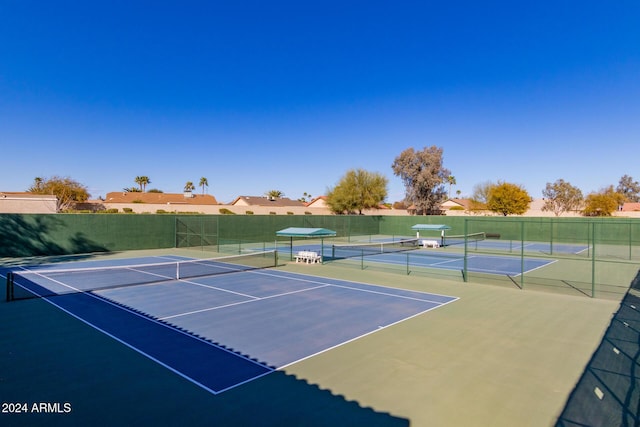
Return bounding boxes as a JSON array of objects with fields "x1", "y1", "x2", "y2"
[
  {"x1": 463, "y1": 218, "x2": 468, "y2": 282},
  {"x1": 520, "y1": 221, "x2": 525, "y2": 290},
  {"x1": 592, "y1": 221, "x2": 596, "y2": 298}
]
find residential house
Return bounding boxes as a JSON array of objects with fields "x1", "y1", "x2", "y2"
[
  {"x1": 231, "y1": 195, "x2": 306, "y2": 208},
  {"x1": 0, "y1": 192, "x2": 58, "y2": 213},
  {"x1": 305, "y1": 196, "x2": 328, "y2": 209},
  {"x1": 102, "y1": 191, "x2": 219, "y2": 213}
]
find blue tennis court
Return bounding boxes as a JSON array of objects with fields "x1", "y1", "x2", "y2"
[
  {"x1": 356, "y1": 235, "x2": 589, "y2": 256},
  {"x1": 447, "y1": 239, "x2": 589, "y2": 255},
  {"x1": 8, "y1": 255, "x2": 457, "y2": 394},
  {"x1": 361, "y1": 251, "x2": 555, "y2": 276},
  {"x1": 286, "y1": 243, "x2": 557, "y2": 276}
]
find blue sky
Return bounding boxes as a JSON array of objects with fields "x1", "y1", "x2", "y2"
[{"x1": 1, "y1": 1, "x2": 639, "y2": 204}]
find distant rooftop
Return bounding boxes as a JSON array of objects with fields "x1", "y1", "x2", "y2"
[{"x1": 105, "y1": 191, "x2": 219, "y2": 205}]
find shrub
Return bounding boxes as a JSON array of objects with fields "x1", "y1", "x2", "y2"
[
  {"x1": 449, "y1": 206, "x2": 465, "y2": 211},
  {"x1": 246, "y1": 211, "x2": 254, "y2": 215},
  {"x1": 219, "y1": 208, "x2": 236, "y2": 215},
  {"x1": 123, "y1": 207, "x2": 133, "y2": 213},
  {"x1": 269, "y1": 211, "x2": 276, "y2": 215},
  {"x1": 305, "y1": 211, "x2": 312, "y2": 215},
  {"x1": 287, "y1": 211, "x2": 294, "y2": 215}
]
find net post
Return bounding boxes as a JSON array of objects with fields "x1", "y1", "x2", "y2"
[
  {"x1": 274, "y1": 249, "x2": 279, "y2": 267},
  {"x1": 5, "y1": 272, "x2": 12, "y2": 302},
  {"x1": 406, "y1": 253, "x2": 410, "y2": 275}
]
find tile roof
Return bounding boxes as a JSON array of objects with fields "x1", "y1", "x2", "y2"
[
  {"x1": 105, "y1": 192, "x2": 219, "y2": 205},
  {"x1": 622, "y1": 202, "x2": 640, "y2": 212},
  {"x1": 231, "y1": 196, "x2": 306, "y2": 207}
]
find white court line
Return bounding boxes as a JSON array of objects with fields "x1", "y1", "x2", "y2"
[
  {"x1": 159, "y1": 283, "x2": 331, "y2": 320},
  {"x1": 257, "y1": 268, "x2": 459, "y2": 300},
  {"x1": 177, "y1": 278, "x2": 260, "y2": 300},
  {"x1": 8, "y1": 264, "x2": 460, "y2": 396},
  {"x1": 278, "y1": 297, "x2": 458, "y2": 370},
  {"x1": 329, "y1": 282, "x2": 453, "y2": 304},
  {"x1": 161, "y1": 268, "x2": 456, "y2": 319},
  {"x1": 509, "y1": 259, "x2": 559, "y2": 277},
  {"x1": 429, "y1": 257, "x2": 466, "y2": 267},
  {"x1": 13, "y1": 281, "x2": 275, "y2": 396}
]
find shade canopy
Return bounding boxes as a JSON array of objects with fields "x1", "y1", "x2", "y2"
[
  {"x1": 276, "y1": 227, "x2": 337, "y2": 238},
  {"x1": 410, "y1": 224, "x2": 452, "y2": 231}
]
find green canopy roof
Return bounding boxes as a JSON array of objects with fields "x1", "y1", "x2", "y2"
[
  {"x1": 276, "y1": 227, "x2": 337, "y2": 237},
  {"x1": 411, "y1": 224, "x2": 452, "y2": 231}
]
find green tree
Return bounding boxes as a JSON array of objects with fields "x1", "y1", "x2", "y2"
[
  {"x1": 616, "y1": 174, "x2": 640, "y2": 202},
  {"x1": 486, "y1": 182, "x2": 531, "y2": 216},
  {"x1": 27, "y1": 176, "x2": 90, "y2": 212},
  {"x1": 184, "y1": 181, "x2": 196, "y2": 192},
  {"x1": 392, "y1": 146, "x2": 450, "y2": 215},
  {"x1": 199, "y1": 177, "x2": 209, "y2": 195},
  {"x1": 265, "y1": 190, "x2": 285, "y2": 200},
  {"x1": 583, "y1": 186, "x2": 625, "y2": 216},
  {"x1": 326, "y1": 169, "x2": 388, "y2": 215},
  {"x1": 541, "y1": 179, "x2": 584, "y2": 216},
  {"x1": 134, "y1": 176, "x2": 151, "y2": 192}
]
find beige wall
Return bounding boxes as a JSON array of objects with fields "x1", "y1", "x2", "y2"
[
  {"x1": 0, "y1": 196, "x2": 57, "y2": 213},
  {"x1": 101, "y1": 203, "x2": 410, "y2": 216},
  {"x1": 440, "y1": 198, "x2": 640, "y2": 218},
  {"x1": 4, "y1": 196, "x2": 637, "y2": 217}
]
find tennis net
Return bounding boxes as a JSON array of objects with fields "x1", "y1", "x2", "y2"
[
  {"x1": 330, "y1": 238, "x2": 419, "y2": 260},
  {"x1": 443, "y1": 232, "x2": 486, "y2": 246},
  {"x1": 6, "y1": 250, "x2": 278, "y2": 301}
]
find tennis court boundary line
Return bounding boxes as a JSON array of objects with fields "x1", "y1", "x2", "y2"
[
  {"x1": 278, "y1": 296, "x2": 458, "y2": 371},
  {"x1": 5, "y1": 264, "x2": 460, "y2": 395},
  {"x1": 159, "y1": 283, "x2": 332, "y2": 320},
  {"x1": 30, "y1": 289, "x2": 276, "y2": 395}
]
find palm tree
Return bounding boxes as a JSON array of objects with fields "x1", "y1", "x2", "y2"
[
  {"x1": 184, "y1": 181, "x2": 195, "y2": 192},
  {"x1": 298, "y1": 192, "x2": 312, "y2": 202},
  {"x1": 33, "y1": 177, "x2": 44, "y2": 192},
  {"x1": 446, "y1": 175, "x2": 457, "y2": 199},
  {"x1": 199, "y1": 177, "x2": 209, "y2": 195},
  {"x1": 135, "y1": 176, "x2": 151, "y2": 192}
]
